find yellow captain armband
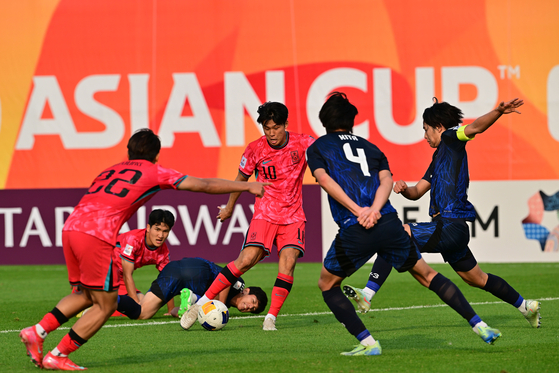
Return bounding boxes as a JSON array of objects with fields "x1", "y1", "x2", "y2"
[{"x1": 456, "y1": 125, "x2": 475, "y2": 141}]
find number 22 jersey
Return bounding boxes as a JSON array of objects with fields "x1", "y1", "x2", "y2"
[{"x1": 63, "y1": 159, "x2": 186, "y2": 245}]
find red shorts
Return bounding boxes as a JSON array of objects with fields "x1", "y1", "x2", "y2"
[
  {"x1": 117, "y1": 283, "x2": 141, "y2": 296},
  {"x1": 244, "y1": 219, "x2": 306, "y2": 258},
  {"x1": 63, "y1": 231, "x2": 118, "y2": 291}
]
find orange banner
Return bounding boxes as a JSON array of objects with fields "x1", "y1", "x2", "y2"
[{"x1": 1, "y1": 0, "x2": 558, "y2": 189}]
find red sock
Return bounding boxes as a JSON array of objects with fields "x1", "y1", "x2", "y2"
[
  {"x1": 205, "y1": 262, "x2": 243, "y2": 299},
  {"x1": 56, "y1": 332, "x2": 86, "y2": 356},
  {"x1": 38, "y1": 313, "x2": 61, "y2": 334},
  {"x1": 268, "y1": 273, "x2": 294, "y2": 317}
]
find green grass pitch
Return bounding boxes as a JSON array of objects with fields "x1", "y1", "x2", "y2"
[{"x1": 1, "y1": 262, "x2": 558, "y2": 372}]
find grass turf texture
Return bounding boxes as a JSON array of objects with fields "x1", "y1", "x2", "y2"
[{"x1": 1, "y1": 262, "x2": 558, "y2": 372}]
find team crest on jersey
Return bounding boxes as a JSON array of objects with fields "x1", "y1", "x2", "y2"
[
  {"x1": 291, "y1": 151, "x2": 300, "y2": 164},
  {"x1": 250, "y1": 232, "x2": 257, "y2": 241},
  {"x1": 240, "y1": 156, "x2": 247, "y2": 169},
  {"x1": 123, "y1": 244, "x2": 134, "y2": 256}
]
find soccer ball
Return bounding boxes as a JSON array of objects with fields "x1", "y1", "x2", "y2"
[{"x1": 197, "y1": 300, "x2": 229, "y2": 331}]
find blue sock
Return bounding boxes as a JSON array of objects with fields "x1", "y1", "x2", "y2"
[
  {"x1": 513, "y1": 295, "x2": 524, "y2": 308},
  {"x1": 366, "y1": 280, "x2": 381, "y2": 292},
  {"x1": 468, "y1": 315, "x2": 482, "y2": 328}
]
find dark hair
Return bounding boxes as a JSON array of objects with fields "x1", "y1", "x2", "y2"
[
  {"x1": 319, "y1": 91, "x2": 358, "y2": 133},
  {"x1": 247, "y1": 286, "x2": 268, "y2": 314},
  {"x1": 422, "y1": 97, "x2": 464, "y2": 130},
  {"x1": 148, "y1": 209, "x2": 175, "y2": 229},
  {"x1": 256, "y1": 102, "x2": 288, "y2": 126},
  {"x1": 127, "y1": 128, "x2": 161, "y2": 162}
]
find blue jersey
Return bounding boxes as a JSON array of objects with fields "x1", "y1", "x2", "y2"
[
  {"x1": 423, "y1": 127, "x2": 476, "y2": 221},
  {"x1": 306, "y1": 132, "x2": 396, "y2": 229},
  {"x1": 150, "y1": 257, "x2": 245, "y2": 306}
]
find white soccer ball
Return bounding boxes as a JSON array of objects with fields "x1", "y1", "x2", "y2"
[{"x1": 197, "y1": 300, "x2": 229, "y2": 331}]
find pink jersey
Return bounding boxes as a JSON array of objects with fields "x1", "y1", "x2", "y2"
[
  {"x1": 113, "y1": 228, "x2": 170, "y2": 284},
  {"x1": 239, "y1": 132, "x2": 315, "y2": 224},
  {"x1": 63, "y1": 160, "x2": 186, "y2": 245}
]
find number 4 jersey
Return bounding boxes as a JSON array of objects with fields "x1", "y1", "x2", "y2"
[
  {"x1": 239, "y1": 132, "x2": 315, "y2": 224},
  {"x1": 63, "y1": 159, "x2": 186, "y2": 245},
  {"x1": 306, "y1": 132, "x2": 396, "y2": 229}
]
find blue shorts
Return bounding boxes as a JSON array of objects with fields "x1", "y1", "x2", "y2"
[
  {"x1": 409, "y1": 216, "x2": 473, "y2": 265},
  {"x1": 324, "y1": 212, "x2": 420, "y2": 278}
]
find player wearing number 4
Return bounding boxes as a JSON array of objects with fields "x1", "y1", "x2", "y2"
[
  {"x1": 307, "y1": 92, "x2": 502, "y2": 356},
  {"x1": 181, "y1": 101, "x2": 315, "y2": 331},
  {"x1": 344, "y1": 97, "x2": 541, "y2": 329},
  {"x1": 19, "y1": 129, "x2": 270, "y2": 370}
]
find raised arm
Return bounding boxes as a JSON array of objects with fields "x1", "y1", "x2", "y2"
[
  {"x1": 177, "y1": 176, "x2": 269, "y2": 198},
  {"x1": 217, "y1": 172, "x2": 250, "y2": 222},
  {"x1": 393, "y1": 179, "x2": 431, "y2": 200},
  {"x1": 464, "y1": 98, "x2": 523, "y2": 138}
]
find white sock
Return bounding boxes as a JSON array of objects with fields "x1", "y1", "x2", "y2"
[
  {"x1": 517, "y1": 299, "x2": 527, "y2": 313},
  {"x1": 472, "y1": 321, "x2": 488, "y2": 333},
  {"x1": 363, "y1": 288, "x2": 376, "y2": 302},
  {"x1": 35, "y1": 324, "x2": 47, "y2": 339},
  {"x1": 196, "y1": 295, "x2": 210, "y2": 306},
  {"x1": 360, "y1": 335, "x2": 376, "y2": 346},
  {"x1": 51, "y1": 347, "x2": 67, "y2": 358},
  {"x1": 264, "y1": 314, "x2": 276, "y2": 322}
]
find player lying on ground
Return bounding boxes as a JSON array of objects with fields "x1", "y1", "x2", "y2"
[
  {"x1": 20, "y1": 128, "x2": 269, "y2": 371},
  {"x1": 116, "y1": 257, "x2": 268, "y2": 320},
  {"x1": 343, "y1": 98, "x2": 541, "y2": 329},
  {"x1": 307, "y1": 92, "x2": 502, "y2": 357},
  {"x1": 180, "y1": 102, "x2": 315, "y2": 331}
]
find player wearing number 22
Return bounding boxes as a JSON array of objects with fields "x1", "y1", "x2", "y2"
[{"x1": 19, "y1": 129, "x2": 269, "y2": 371}]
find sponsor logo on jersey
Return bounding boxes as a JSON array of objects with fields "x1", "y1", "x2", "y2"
[
  {"x1": 240, "y1": 156, "x2": 247, "y2": 169},
  {"x1": 263, "y1": 160, "x2": 272, "y2": 165},
  {"x1": 290, "y1": 151, "x2": 300, "y2": 164},
  {"x1": 250, "y1": 232, "x2": 257, "y2": 241},
  {"x1": 123, "y1": 244, "x2": 134, "y2": 256}
]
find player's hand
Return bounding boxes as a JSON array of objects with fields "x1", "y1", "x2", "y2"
[
  {"x1": 393, "y1": 180, "x2": 408, "y2": 194},
  {"x1": 357, "y1": 208, "x2": 381, "y2": 229},
  {"x1": 217, "y1": 205, "x2": 233, "y2": 222},
  {"x1": 248, "y1": 181, "x2": 271, "y2": 198},
  {"x1": 497, "y1": 98, "x2": 524, "y2": 115}
]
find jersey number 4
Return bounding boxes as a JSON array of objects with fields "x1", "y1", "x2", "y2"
[{"x1": 343, "y1": 143, "x2": 370, "y2": 176}]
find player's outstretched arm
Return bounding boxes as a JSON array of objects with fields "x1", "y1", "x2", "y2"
[
  {"x1": 394, "y1": 179, "x2": 431, "y2": 200},
  {"x1": 217, "y1": 172, "x2": 250, "y2": 222},
  {"x1": 313, "y1": 168, "x2": 362, "y2": 216},
  {"x1": 122, "y1": 260, "x2": 140, "y2": 303},
  {"x1": 464, "y1": 98, "x2": 524, "y2": 138},
  {"x1": 178, "y1": 176, "x2": 269, "y2": 198}
]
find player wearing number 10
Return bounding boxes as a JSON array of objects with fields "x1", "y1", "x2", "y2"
[
  {"x1": 19, "y1": 129, "x2": 269, "y2": 371},
  {"x1": 180, "y1": 102, "x2": 315, "y2": 331}
]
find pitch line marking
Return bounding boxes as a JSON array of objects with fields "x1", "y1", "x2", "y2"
[{"x1": 2, "y1": 297, "x2": 557, "y2": 334}]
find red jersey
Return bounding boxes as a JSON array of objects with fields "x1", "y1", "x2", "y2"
[
  {"x1": 239, "y1": 132, "x2": 315, "y2": 224},
  {"x1": 113, "y1": 228, "x2": 170, "y2": 285},
  {"x1": 63, "y1": 160, "x2": 186, "y2": 245}
]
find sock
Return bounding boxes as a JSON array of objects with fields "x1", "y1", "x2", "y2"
[
  {"x1": 37, "y1": 307, "x2": 69, "y2": 338},
  {"x1": 365, "y1": 256, "x2": 392, "y2": 300},
  {"x1": 482, "y1": 273, "x2": 523, "y2": 307},
  {"x1": 55, "y1": 329, "x2": 87, "y2": 357},
  {"x1": 196, "y1": 295, "x2": 210, "y2": 306},
  {"x1": 517, "y1": 299, "x2": 527, "y2": 312},
  {"x1": 429, "y1": 273, "x2": 476, "y2": 322},
  {"x1": 322, "y1": 287, "x2": 371, "y2": 341},
  {"x1": 360, "y1": 335, "x2": 376, "y2": 346},
  {"x1": 202, "y1": 262, "x2": 243, "y2": 301},
  {"x1": 116, "y1": 295, "x2": 141, "y2": 319},
  {"x1": 268, "y1": 273, "x2": 293, "y2": 317}
]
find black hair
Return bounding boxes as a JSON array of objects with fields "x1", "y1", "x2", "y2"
[
  {"x1": 318, "y1": 91, "x2": 358, "y2": 133},
  {"x1": 148, "y1": 209, "x2": 175, "y2": 229},
  {"x1": 247, "y1": 286, "x2": 268, "y2": 314},
  {"x1": 256, "y1": 102, "x2": 288, "y2": 126},
  {"x1": 422, "y1": 97, "x2": 464, "y2": 130},
  {"x1": 127, "y1": 128, "x2": 161, "y2": 162}
]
